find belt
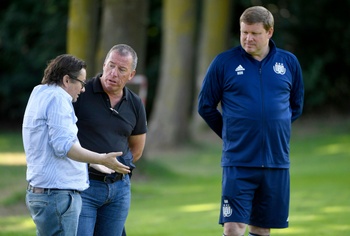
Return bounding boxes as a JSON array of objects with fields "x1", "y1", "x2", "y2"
[
  {"x1": 27, "y1": 185, "x2": 80, "y2": 194},
  {"x1": 89, "y1": 173, "x2": 123, "y2": 183}
]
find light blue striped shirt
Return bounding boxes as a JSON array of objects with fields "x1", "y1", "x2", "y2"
[{"x1": 22, "y1": 84, "x2": 89, "y2": 191}]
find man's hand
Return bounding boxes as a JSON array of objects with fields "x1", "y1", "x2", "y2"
[
  {"x1": 90, "y1": 164, "x2": 115, "y2": 174},
  {"x1": 99, "y1": 152, "x2": 130, "y2": 174},
  {"x1": 67, "y1": 144, "x2": 130, "y2": 173}
]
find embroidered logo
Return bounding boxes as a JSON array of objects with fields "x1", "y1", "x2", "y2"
[
  {"x1": 235, "y1": 65, "x2": 245, "y2": 75},
  {"x1": 273, "y1": 62, "x2": 286, "y2": 75},
  {"x1": 222, "y1": 199, "x2": 232, "y2": 217}
]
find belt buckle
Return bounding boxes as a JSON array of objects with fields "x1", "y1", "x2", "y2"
[
  {"x1": 103, "y1": 176, "x2": 115, "y2": 183},
  {"x1": 115, "y1": 173, "x2": 124, "y2": 181},
  {"x1": 33, "y1": 187, "x2": 45, "y2": 194},
  {"x1": 103, "y1": 174, "x2": 123, "y2": 183},
  {"x1": 114, "y1": 173, "x2": 123, "y2": 182},
  {"x1": 28, "y1": 185, "x2": 45, "y2": 194}
]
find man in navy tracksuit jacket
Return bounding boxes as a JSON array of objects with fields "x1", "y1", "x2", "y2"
[{"x1": 198, "y1": 6, "x2": 304, "y2": 236}]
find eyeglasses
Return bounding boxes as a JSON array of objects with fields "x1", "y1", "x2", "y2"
[{"x1": 69, "y1": 76, "x2": 86, "y2": 89}]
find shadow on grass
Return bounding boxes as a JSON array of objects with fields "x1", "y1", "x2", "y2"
[{"x1": 1, "y1": 117, "x2": 350, "y2": 235}]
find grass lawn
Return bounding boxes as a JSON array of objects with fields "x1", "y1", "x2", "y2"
[{"x1": 0, "y1": 116, "x2": 349, "y2": 235}]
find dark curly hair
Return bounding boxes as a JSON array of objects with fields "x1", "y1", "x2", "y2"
[{"x1": 41, "y1": 54, "x2": 87, "y2": 85}]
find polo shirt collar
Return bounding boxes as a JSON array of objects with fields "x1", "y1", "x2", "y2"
[{"x1": 91, "y1": 73, "x2": 129, "y2": 101}]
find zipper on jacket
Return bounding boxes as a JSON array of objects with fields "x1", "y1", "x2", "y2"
[{"x1": 259, "y1": 66, "x2": 265, "y2": 168}]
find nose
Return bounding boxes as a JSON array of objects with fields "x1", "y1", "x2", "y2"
[
  {"x1": 111, "y1": 68, "x2": 118, "y2": 77},
  {"x1": 246, "y1": 33, "x2": 254, "y2": 41},
  {"x1": 81, "y1": 87, "x2": 85, "y2": 93}
]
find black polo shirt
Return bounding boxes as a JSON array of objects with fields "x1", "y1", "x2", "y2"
[{"x1": 73, "y1": 75, "x2": 147, "y2": 168}]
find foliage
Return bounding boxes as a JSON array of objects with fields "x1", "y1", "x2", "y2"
[
  {"x1": 144, "y1": 0, "x2": 162, "y2": 116},
  {"x1": 0, "y1": 0, "x2": 68, "y2": 121},
  {"x1": 1, "y1": 0, "x2": 350, "y2": 123},
  {"x1": 286, "y1": 0, "x2": 350, "y2": 112},
  {"x1": 233, "y1": 0, "x2": 350, "y2": 113}
]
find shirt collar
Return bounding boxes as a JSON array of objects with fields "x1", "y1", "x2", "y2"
[{"x1": 91, "y1": 73, "x2": 129, "y2": 101}]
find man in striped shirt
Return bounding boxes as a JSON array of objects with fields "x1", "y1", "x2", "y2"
[{"x1": 22, "y1": 54, "x2": 130, "y2": 236}]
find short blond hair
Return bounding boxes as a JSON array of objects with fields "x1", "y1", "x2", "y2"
[{"x1": 240, "y1": 6, "x2": 274, "y2": 31}]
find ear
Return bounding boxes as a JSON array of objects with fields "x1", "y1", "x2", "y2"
[
  {"x1": 62, "y1": 75, "x2": 70, "y2": 88},
  {"x1": 268, "y1": 27, "x2": 274, "y2": 38},
  {"x1": 128, "y1": 70, "x2": 136, "y2": 81}
]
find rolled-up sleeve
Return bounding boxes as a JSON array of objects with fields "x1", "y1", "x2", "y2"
[{"x1": 47, "y1": 94, "x2": 78, "y2": 158}]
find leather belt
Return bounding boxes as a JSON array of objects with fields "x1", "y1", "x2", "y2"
[
  {"x1": 27, "y1": 185, "x2": 80, "y2": 194},
  {"x1": 89, "y1": 172, "x2": 123, "y2": 183}
]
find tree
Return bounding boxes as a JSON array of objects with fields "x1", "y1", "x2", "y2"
[
  {"x1": 67, "y1": 0, "x2": 99, "y2": 78},
  {"x1": 2, "y1": 0, "x2": 350, "y2": 127},
  {"x1": 67, "y1": 0, "x2": 149, "y2": 77},
  {"x1": 146, "y1": 0, "x2": 197, "y2": 150},
  {"x1": 95, "y1": 0, "x2": 149, "y2": 75},
  {"x1": 191, "y1": 0, "x2": 232, "y2": 136}
]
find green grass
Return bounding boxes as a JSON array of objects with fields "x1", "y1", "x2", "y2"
[
  {"x1": 0, "y1": 117, "x2": 350, "y2": 235},
  {"x1": 0, "y1": 131, "x2": 25, "y2": 152}
]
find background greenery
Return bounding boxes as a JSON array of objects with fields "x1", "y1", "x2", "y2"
[
  {"x1": 1, "y1": 0, "x2": 350, "y2": 124},
  {"x1": 1, "y1": 0, "x2": 349, "y2": 234},
  {"x1": 1, "y1": 117, "x2": 350, "y2": 235}
]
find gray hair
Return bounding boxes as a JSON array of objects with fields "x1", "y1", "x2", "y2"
[{"x1": 105, "y1": 44, "x2": 138, "y2": 70}]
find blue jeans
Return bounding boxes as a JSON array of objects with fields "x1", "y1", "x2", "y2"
[
  {"x1": 77, "y1": 175, "x2": 131, "y2": 236},
  {"x1": 26, "y1": 189, "x2": 82, "y2": 236}
]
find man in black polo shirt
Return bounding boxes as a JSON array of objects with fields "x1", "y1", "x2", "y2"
[{"x1": 74, "y1": 44, "x2": 147, "y2": 236}]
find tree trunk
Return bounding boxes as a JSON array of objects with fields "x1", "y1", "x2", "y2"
[
  {"x1": 191, "y1": 0, "x2": 232, "y2": 136},
  {"x1": 96, "y1": 0, "x2": 149, "y2": 75},
  {"x1": 67, "y1": 0, "x2": 100, "y2": 78},
  {"x1": 146, "y1": 0, "x2": 197, "y2": 151}
]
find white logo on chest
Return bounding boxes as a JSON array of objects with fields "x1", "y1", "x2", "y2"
[
  {"x1": 273, "y1": 62, "x2": 286, "y2": 75},
  {"x1": 235, "y1": 65, "x2": 245, "y2": 75}
]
